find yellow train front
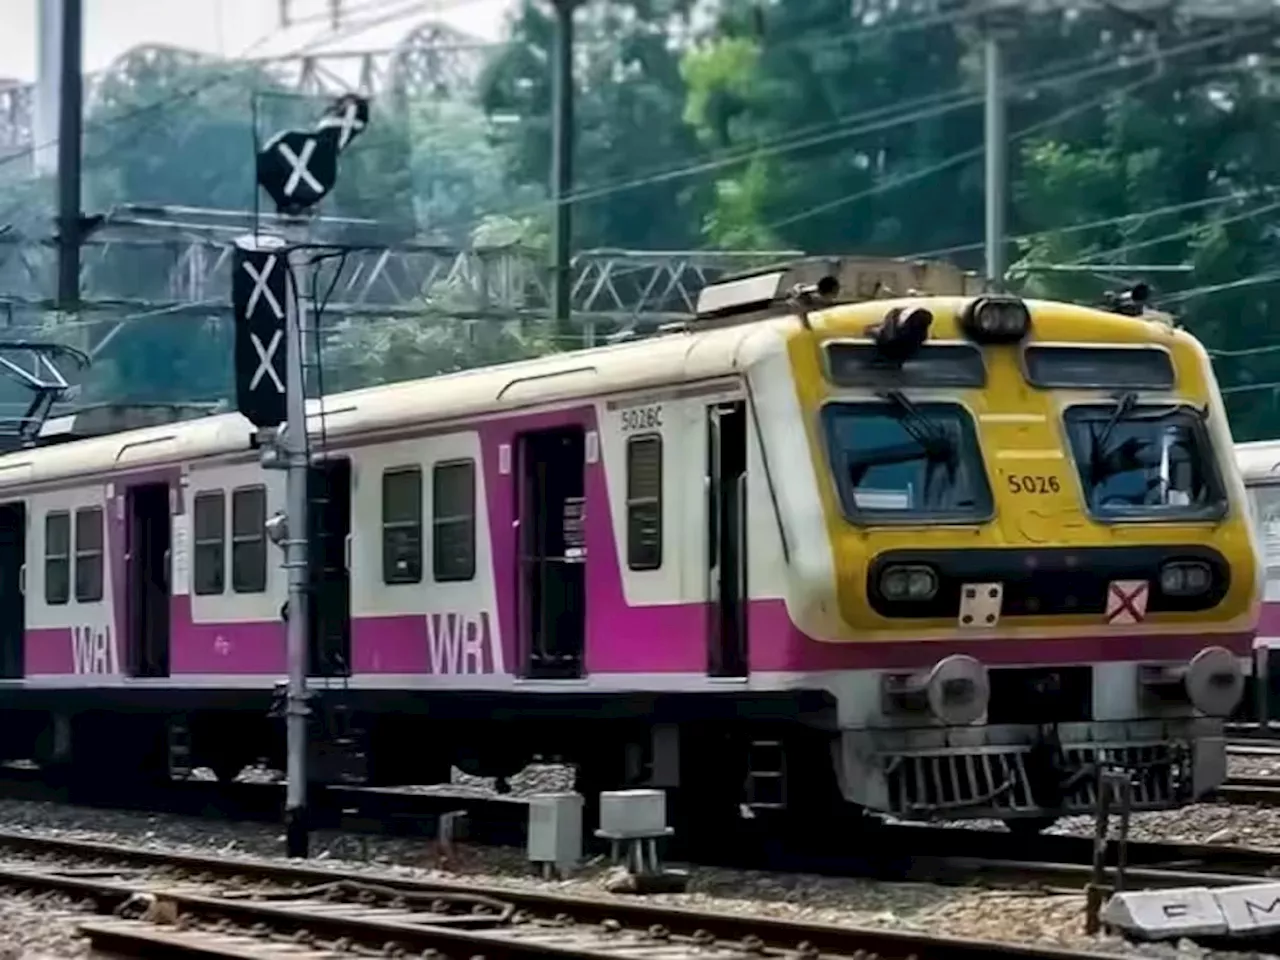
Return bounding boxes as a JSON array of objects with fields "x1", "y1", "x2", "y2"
[{"x1": 738, "y1": 263, "x2": 1261, "y2": 829}]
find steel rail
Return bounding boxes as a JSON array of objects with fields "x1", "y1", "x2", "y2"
[{"x1": 0, "y1": 845, "x2": 1123, "y2": 960}]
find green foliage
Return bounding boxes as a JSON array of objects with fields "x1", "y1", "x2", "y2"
[{"x1": 480, "y1": 0, "x2": 705, "y2": 250}]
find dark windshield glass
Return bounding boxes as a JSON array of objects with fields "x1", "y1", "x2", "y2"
[
  {"x1": 822, "y1": 402, "x2": 992, "y2": 522},
  {"x1": 1064, "y1": 405, "x2": 1225, "y2": 520}
]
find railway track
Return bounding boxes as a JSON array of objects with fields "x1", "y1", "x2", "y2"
[{"x1": 0, "y1": 830, "x2": 1121, "y2": 960}]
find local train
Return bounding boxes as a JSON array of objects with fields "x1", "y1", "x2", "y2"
[
  {"x1": 0, "y1": 256, "x2": 1259, "y2": 839},
  {"x1": 1233, "y1": 440, "x2": 1280, "y2": 722}
]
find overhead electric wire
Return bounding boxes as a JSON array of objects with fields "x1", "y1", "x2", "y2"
[
  {"x1": 561, "y1": 41, "x2": 1129, "y2": 214},
  {"x1": 761, "y1": 63, "x2": 1182, "y2": 233},
  {"x1": 908, "y1": 187, "x2": 1280, "y2": 261},
  {"x1": 1077, "y1": 196, "x2": 1280, "y2": 265},
  {"x1": 442, "y1": 22, "x2": 1247, "y2": 239}
]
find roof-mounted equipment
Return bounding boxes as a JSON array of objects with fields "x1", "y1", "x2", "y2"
[
  {"x1": 692, "y1": 256, "x2": 982, "y2": 329},
  {"x1": 0, "y1": 341, "x2": 90, "y2": 451},
  {"x1": 960, "y1": 295, "x2": 1031, "y2": 344},
  {"x1": 1102, "y1": 282, "x2": 1151, "y2": 318},
  {"x1": 34, "y1": 401, "x2": 221, "y2": 447}
]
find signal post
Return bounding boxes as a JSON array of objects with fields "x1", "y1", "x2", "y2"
[{"x1": 230, "y1": 94, "x2": 369, "y2": 858}]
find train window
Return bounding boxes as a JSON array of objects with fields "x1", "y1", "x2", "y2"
[
  {"x1": 433, "y1": 460, "x2": 475, "y2": 582},
  {"x1": 1024, "y1": 346, "x2": 1175, "y2": 390},
  {"x1": 626, "y1": 435, "x2": 663, "y2": 570},
  {"x1": 44, "y1": 511, "x2": 70, "y2": 606},
  {"x1": 1063, "y1": 405, "x2": 1224, "y2": 520},
  {"x1": 382, "y1": 467, "x2": 422, "y2": 585},
  {"x1": 824, "y1": 342, "x2": 986, "y2": 388},
  {"x1": 231, "y1": 486, "x2": 267, "y2": 594},
  {"x1": 822, "y1": 401, "x2": 993, "y2": 523},
  {"x1": 74, "y1": 507, "x2": 103, "y2": 603},
  {"x1": 193, "y1": 491, "x2": 225, "y2": 596}
]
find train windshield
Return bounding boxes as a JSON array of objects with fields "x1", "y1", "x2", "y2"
[
  {"x1": 822, "y1": 400, "x2": 992, "y2": 522},
  {"x1": 1064, "y1": 401, "x2": 1225, "y2": 520}
]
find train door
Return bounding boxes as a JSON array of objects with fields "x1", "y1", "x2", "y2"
[
  {"x1": 126, "y1": 483, "x2": 171, "y2": 678},
  {"x1": 307, "y1": 458, "x2": 352, "y2": 677},
  {"x1": 0, "y1": 502, "x2": 25, "y2": 679},
  {"x1": 519, "y1": 427, "x2": 586, "y2": 679},
  {"x1": 707, "y1": 402, "x2": 748, "y2": 677}
]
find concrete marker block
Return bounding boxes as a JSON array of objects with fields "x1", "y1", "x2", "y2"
[
  {"x1": 1214, "y1": 882, "x2": 1280, "y2": 936},
  {"x1": 1100, "y1": 888, "x2": 1226, "y2": 940}
]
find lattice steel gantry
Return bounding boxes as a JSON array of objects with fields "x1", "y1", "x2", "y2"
[
  {"x1": 0, "y1": 16, "x2": 492, "y2": 163},
  {"x1": 0, "y1": 203, "x2": 798, "y2": 349}
]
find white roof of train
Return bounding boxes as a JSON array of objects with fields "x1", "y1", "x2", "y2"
[
  {"x1": 1237, "y1": 440, "x2": 1280, "y2": 485},
  {"x1": 0, "y1": 321, "x2": 765, "y2": 491}
]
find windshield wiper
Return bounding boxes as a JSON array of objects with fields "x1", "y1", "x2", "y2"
[
  {"x1": 1097, "y1": 391, "x2": 1138, "y2": 451},
  {"x1": 878, "y1": 389, "x2": 954, "y2": 460},
  {"x1": 847, "y1": 391, "x2": 957, "y2": 491}
]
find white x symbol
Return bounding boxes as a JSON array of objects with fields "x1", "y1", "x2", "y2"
[
  {"x1": 278, "y1": 138, "x2": 323, "y2": 197},
  {"x1": 250, "y1": 330, "x2": 285, "y2": 393},
  {"x1": 320, "y1": 100, "x2": 365, "y2": 150},
  {"x1": 241, "y1": 255, "x2": 283, "y2": 320}
]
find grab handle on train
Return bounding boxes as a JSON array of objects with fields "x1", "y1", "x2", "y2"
[
  {"x1": 17, "y1": 564, "x2": 24, "y2": 596},
  {"x1": 344, "y1": 533, "x2": 352, "y2": 572}
]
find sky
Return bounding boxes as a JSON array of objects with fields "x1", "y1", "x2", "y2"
[{"x1": 0, "y1": 0, "x2": 515, "y2": 84}]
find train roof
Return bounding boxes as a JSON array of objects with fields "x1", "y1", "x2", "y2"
[
  {"x1": 1236, "y1": 440, "x2": 1280, "y2": 484},
  {"x1": 0, "y1": 290, "x2": 1205, "y2": 492},
  {"x1": 0, "y1": 318, "x2": 775, "y2": 491}
]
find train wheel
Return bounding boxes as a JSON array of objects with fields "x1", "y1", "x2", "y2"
[{"x1": 1004, "y1": 816, "x2": 1059, "y2": 836}]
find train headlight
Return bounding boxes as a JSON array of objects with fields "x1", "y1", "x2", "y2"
[
  {"x1": 960, "y1": 295, "x2": 1031, "y2": 344},
  {"x1": 926, "y1": 654, "x2": 990, "y2": 726},
  {"x1": 880, "y1": 564, "x2": 938, "y2": 602},
  {"x1": 1160, "y1": 560, "x2": 1213, "y2": 597},
  {"x1": 1184, "y1": 645, "x2": 1244, "y2": 717}
]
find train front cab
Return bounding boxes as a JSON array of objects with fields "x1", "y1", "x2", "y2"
[{"x1": 768, "y1": 292, "x2": 1259, "y2": 829}]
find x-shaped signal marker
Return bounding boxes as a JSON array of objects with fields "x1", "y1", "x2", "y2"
[
  {"x1": 319, "y1": 99, "x2": 366, "y2": 151},
  {"x1": 250, "y1": 329, "x2": 285, "y2": 394},
  {"x1": 278, "y1": 138, "x2": 323, "y2": 197},
  {"x1": 242, "y1": 255, "x2": 284, "y2": 320}
]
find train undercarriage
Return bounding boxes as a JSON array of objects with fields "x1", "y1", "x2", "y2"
[{"x1": 0, "y1": 664, "x2": 1246, "y2": 850}]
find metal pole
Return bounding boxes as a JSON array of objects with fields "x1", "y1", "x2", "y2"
[
  {"x1": 55, "y1": 0, "x2": 83, "y2": 310},
  {"x1": 549, "y1": 0, "x2": 576, "y2": 341},
  {"x1": 983, "y1": 30, "x2": 1006, "y2": 292},
  {"x1": 283, "y1": 237, "x2": 311, "y2": 859}
]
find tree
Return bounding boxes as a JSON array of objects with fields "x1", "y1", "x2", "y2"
[{"x1": 480, "y1": 0, "x2": 706, "y2": 251}]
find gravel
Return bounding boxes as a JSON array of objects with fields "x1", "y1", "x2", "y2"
[
  {"x1": 0, "y1": 789, "x2": 1279, "y2": 960},
  {"x1": 0, "y1": 889, "x2": 92, "y2": 959},
  {"x1": 0, "y1": 758, "x2": 1278, "y2": 959}
]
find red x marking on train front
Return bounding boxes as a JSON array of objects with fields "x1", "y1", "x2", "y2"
[{"x1": 1106, "y1": 580, "x2": 1149, "y2": 625}]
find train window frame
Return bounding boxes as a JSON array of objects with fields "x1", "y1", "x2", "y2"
[
  {"x1": 822, "y1": 339, "x2": 987, "y2": 389},
  {"x1": 382, "y1": 466, "x2": 423, "y2": 585},
  {"x1": 1059, "y1": 401, "x2": 1227, "y2": 524},
  {"x1": 1021, "y1": 343, "x2": 1177, "y2": 391},
  {"x1": 432, "y1": 459, "x2": 476, "y2": 583},
  {"x1": 44, "y1": 510, "x2": 70, "y2": 606},
  {"x1": 230, "y1": 485, "x2": 268, "y2": 594},
  {"x1": 626, "y1": 433, "x2": 663, "y2": 571},
  {"x1": 73, "y1": 506, "x2": 104, "y2": 603},
  {"x1": 817, "y1": 399, "x2": 995, "y2": 526},
  {"x1": 1248, "y1": 481, "x2": 1280, "y2": 602},
  {"x1": 193, "y1": 490, "x2": 226, "y2": 596}
]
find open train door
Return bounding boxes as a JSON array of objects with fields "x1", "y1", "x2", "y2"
[
  {"x1": 518, "y1": 426, "x2": 586, "y2": 679},
  {"x1": 307, "y1": 457, "x2": 352, "y2": 677},
  {"x1": 0, "y1": 502, "x2": 24, "y2": 679},
  {"x1": 126, "y1": 483, "x2": 170, "y2": 678},
  {"x1": 707, "y1": 402, "x2": 748, "y2": 677}
]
